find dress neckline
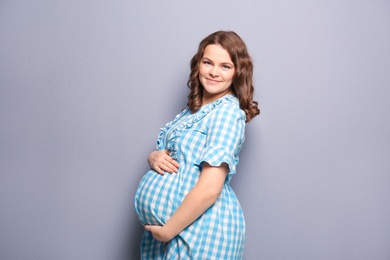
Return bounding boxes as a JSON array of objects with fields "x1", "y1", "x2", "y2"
[{"x1": 199, "y1": 94, "x2": 237, "y2": 111}]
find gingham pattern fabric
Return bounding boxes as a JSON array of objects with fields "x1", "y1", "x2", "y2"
[{"x1": 135, "y1": 94, "x2": 246, "y2": 259}]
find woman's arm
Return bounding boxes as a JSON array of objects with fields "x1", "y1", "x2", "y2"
[
  {"x1": 148, "y1": 150, "x2": 179, "y2": 175},
  {"x1": 145, "y1": 162, "x2": 228, "y2": 242}
]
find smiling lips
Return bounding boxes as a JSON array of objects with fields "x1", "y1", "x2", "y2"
[{"x1": 206, "y1": 78, "x2": 222, "y2": 84}]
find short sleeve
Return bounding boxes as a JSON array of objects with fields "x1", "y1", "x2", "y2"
[{"x1": 195, "y1": 103, "x2": 246, "y2": 174}]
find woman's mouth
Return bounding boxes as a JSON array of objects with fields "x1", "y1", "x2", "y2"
[{"x1": 206, "y1": 78, "x2": 221, "y2": 84}]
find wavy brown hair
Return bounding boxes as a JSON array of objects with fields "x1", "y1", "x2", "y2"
[{"x1": 187, "y1": 31, "x2": 260, "y2": 122}]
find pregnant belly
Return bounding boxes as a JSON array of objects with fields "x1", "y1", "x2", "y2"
[{"x1": 134, "y1": 169, "x2": 182, "y2": 225}]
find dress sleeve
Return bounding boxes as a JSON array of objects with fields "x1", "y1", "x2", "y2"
[{"x1": 195, "y1": 103, "x2": 246, "y2": 174}]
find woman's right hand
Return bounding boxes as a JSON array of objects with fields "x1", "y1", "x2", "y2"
[{"x1": 148, "y1": 150, "x2": 179, "y2": 175}]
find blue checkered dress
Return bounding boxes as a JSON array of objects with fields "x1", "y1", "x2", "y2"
[{"x1": 135, "y1": 94, "x2": 246, "y2": 259}]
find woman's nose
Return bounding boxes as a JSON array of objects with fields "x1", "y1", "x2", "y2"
[{"x1": 209, "y1": 67, "x2": 220, "y2": 77}]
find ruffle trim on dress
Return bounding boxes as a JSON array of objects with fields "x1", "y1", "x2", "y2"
[
  {"x1": 156, "y1": 108, "x2": 189, "y2": 151},
  {"x1": 194, "y1": 146, "x2": 238, "y2": 174},
  {"x1": 156, "y1": 94, "x2": 238, "y2": 160}
]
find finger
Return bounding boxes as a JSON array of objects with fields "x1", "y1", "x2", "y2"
[
  {"x1": 170, "y1": 159, "x2": 179, "y2": 169},
  {"x1": 162, "y1": 162, "x2": 177, "y2": 174},
  {"x1": 166, "y1": 162, "x2": 179, "y2": 173},
  {"x1": 159, "y1": 161, "x2": 175, "y2": 174},
  {"x1": 163, "y1": 163, "x2": 177, "y2": 174},
  {"x1": 163, "y1": 157, "x2": 179, "y2": 172},
  {"x1": 165, "y1": 153, "x2": 180, "y2": 168},
  {"x1": 145, "y1": 225, "x2": 161, "y2": 232},
  {"x1": 155, "y1": 166, "x2": 165, "y2": 175},
  {"x1": 145, "y1": 225, "x2": 157, "y2": 234},
  {"x1": 144, "y1": 225, "x2": 153, "y2": 231},
  {"x1": 164, "y1": 156, "x2": 179, "y2": 167}
]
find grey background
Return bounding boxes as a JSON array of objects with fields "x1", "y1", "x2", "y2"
[{"x1": 1, "y1": 1, "x2": 389, "y2": 259}]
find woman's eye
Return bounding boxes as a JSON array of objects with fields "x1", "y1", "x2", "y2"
[
  {"x1": 222, "y1": 65, "x2": 231, "y2": 69},
  {"x1": 203, "y1": 60, "x2": 212, "y2": 65}
]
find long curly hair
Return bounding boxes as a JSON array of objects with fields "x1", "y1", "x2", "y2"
[{"x1": 187, "y1": 31, "x2": 260, "y2": 122}]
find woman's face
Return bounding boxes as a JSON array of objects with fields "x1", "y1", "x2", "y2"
[{"x1": 199, "y1": 44, "x2": 235, "y2": 105}]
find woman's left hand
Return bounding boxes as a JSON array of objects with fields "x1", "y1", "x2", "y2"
[{"x1": 144, "y1": 225, "x2": 173, "y2": 242}]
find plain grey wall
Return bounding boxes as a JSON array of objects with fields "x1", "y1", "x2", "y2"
[{"x1": 1, "y1": 1, "x2": 389, "y2": 259}]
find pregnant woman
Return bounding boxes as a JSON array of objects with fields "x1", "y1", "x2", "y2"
[{"x1": 134, "y1": 31, "x2": 260, "y2": 259}]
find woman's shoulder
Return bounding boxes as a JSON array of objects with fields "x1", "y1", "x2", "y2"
[
  {"x1": 219, "y1": 94, "x2": 240, "y2": 108},
  {"x1": 212, "y1": 95, "x2": 246, "y2": 120}
]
